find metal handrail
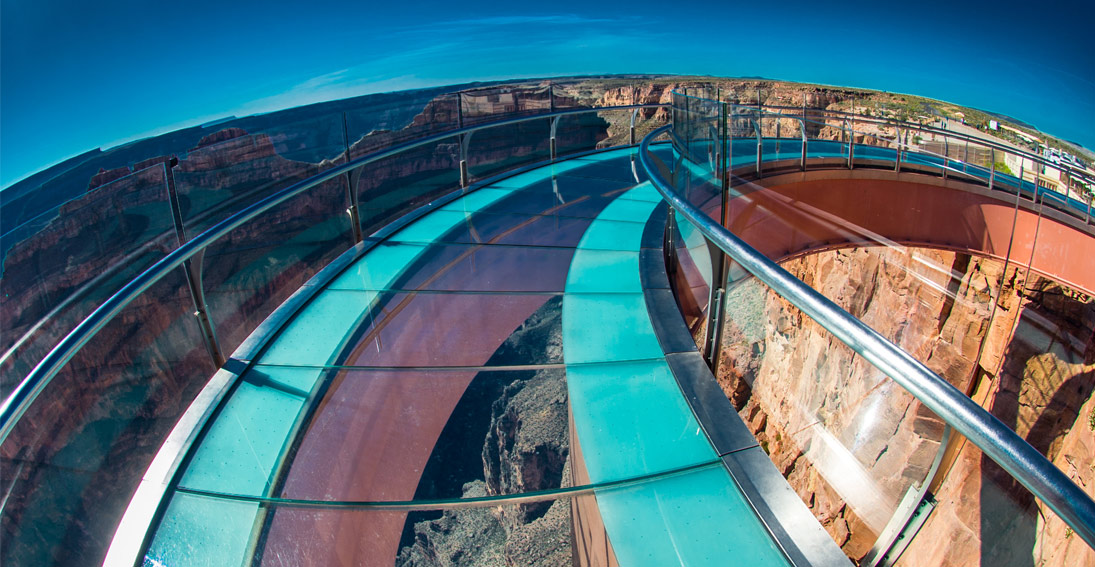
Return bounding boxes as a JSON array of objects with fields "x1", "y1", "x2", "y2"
[
  {"x1": 785, "y1": 110, "x2": 1094, "y2": 187},
  {"x1": 0, "y1": 103, "x2": 667, "y2": 442},
  {"x1": 748, "y1": 109, "x2": 1094, "y2": 220},
  {"x1": 673, "y1": 90, "x2": 1093, "y2": 188},
  {"x1": 639, "y1": 123, "x2": 1095, "y2": 549},
  {"x1": 677, "y1": 88, "x2": 1093, "y2": 228}
]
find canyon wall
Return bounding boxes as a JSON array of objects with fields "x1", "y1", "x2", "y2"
[{"x1": 716, "y1": 245, "x2": 1094, "y2": 565}]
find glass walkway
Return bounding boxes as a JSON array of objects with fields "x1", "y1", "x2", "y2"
[{"x1": 141, "y1": 147, "x2": 816, "y2": 566}]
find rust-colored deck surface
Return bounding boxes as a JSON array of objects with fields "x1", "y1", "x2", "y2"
[
  {"x1": 720, "y1": 176, "x2": 1095, "y2": 296},
  {"x1": 256, "y1": 160, "x2": 642, "y2": 565}
]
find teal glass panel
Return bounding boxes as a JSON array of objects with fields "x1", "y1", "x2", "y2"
[
  {"x1": 177, "y1": 374, "x2": 312, "y2": 495},
  {"x1": 327, "y1": 242, "x2": 428, "y2": 291},
  {"x1": 145, "y1": 491, "x2": 259, "y2": 567},
  {"x1": 564, "y1": 249, "x2": 641, "y2": 293},
  {"x1": 598, "y1": 464, "x2": 791, "y2": 567},
  {"x1": 561, "y1": 293, "x2": 662, "y2": 365},
  {"x1": 566, "y1": 359, "x2": 715, "y2": 480},
  {"x1": 258, "y1": 289, "x2": 380, "y2": 366}
]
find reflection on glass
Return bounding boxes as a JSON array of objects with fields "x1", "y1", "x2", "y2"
[
  {"x1": 0, "y1": 164, "x2": 174, "y2": 395},
  {"x1": 715, "y1": 274, "x2": 947, "y2": 560},
  {"x1": 175, "y1": 114, "x2": 347, "y2": 238},
  {"x1": 0, "y1": 269, "x2": 216, "y2": 567},
  {"x1": 466, "y1": 118, "x2": 552, "y2": 184},
  {"x1": 355, "y1": 136, "x2": 461, "y2": 235},
  {"x1": 202, "y1": 177, "x2": 353, "y2": 355}
]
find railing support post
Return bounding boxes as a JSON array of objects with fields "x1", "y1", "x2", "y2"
[
  {"x1": 942, "y1": 137, "x2": 949, "y2": 180},
  {"x1": 703, "y1": 277, "x2": 725, "y2": 373},
  {"x1": 775, "y1": 118, "x2": 781, "y2": 155},
  {"x1": 989, "y1": 148, "x2": 996, "y2": 192},
  {"x1": 550, "y1": 116, "x2": 559, "y2": 160},
  {"x1": 630, "y1": 108, "x2": 639, "y2": 145},
  {"x1": 848, "y1": 97, "x2": 855, "y2": 169},
  {"x1": 341, "y1": 111, "x2": 363, "y2": 244},
  {"x1": 164, "y1": 158, "x2": 224, "y2": 369},
  {"x1": 800, "y1": 119, "x2": 807, "y2": 172},
  {"x1": 754, "y1": 118, "x2": 762, "y2": 176},
  {"x1": 894, "y1": 127, "x2": 902, "y2": 173},
  {"x1": 459, "y1": 131, "x2": 472, "y2": 188}
]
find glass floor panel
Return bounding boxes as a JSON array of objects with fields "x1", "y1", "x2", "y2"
[
  {"x1": 329, "y1": 242, "x2": 576, "y2": 293},
  {"x1": 149, "y1": 459, "x2": 788, "y2": 567}
]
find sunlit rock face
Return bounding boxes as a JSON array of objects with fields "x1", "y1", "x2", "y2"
[{"x1": 716, "y1": 246, "x2": 1094, "y2": 566}]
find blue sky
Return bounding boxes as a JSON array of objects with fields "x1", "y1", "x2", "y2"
[{"x1": 2, "y1": 0, "x2": 1092, "y2": 187}]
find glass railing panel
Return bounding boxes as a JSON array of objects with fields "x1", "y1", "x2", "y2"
[
  {"x1": 763, "y1": 114, "x2": 807, "y2": 163},
  {"x1": 549, "y1": 79, "x2": 588, "y2": 112},
  {"x1": 344, "y1": 92, "x2": 459, "y2": 159},
  {"x1": 987, "y1": 148, "x2": 1025, "y2": 199},
  {"x1": 0, "y1": 267, "x2": 217, "y2": 567},
  {"x1": 1034, "y1": 161, "x2": 1085, "y2": 220},
  {"x1": 898, "y1": 439, "x2": 1095, "y2": 566},
  {"x1": 847, "y1": 121, "x2": 900, "y2": 165},
  {"x1": 201, "y1": 176, "x2": 353, "y2": 355},
  {"x1": 799, "y1": 116, "x2": 851, "y2": 161},
  {"x1": 460, "y1": 84, "x2": 552, "y2": 127},
  {"x1": 174, "y1": 113, "x2": 347, "y2": 238},
  {"x1": 0, "y1": 164, "x2": 175, "y2": 398},
  {"x1": 552, "y1": 110, "x2": 618, "y2": 158},
  {"x1": 673, "y1": 93, "x2": 722, "y2": 211},
  {"x1": 670, "y1": 211, "x2": 715, "y2": 344},
  {"x1": 466, "y1": 117, "x2": 552, "y2": 184},
  {"x1": 714, "y1": 272, "x2": 946, "y2": 561},
  {"x1": 354, "y1": 135, "x2": 461, "y2": 235}
]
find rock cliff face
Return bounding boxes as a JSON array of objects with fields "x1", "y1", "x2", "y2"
[
  {"x1": 716, "y1": 246, "x2": 1095, "y2": 565},
  {"x1": 902, "y1": 275, "x2": 1095, "y2": 567}
]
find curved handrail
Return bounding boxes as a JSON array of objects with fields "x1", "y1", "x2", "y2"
[
  {"x1": 784, "y1": 109, "x2": 1094, "y2": 188},
  {"x1": 672, "y1": 88, "x2": 1093, "y2": 228},
  {"x1": 673, "y1": 90, "x2": 1094, "y2": 189},
  {"x1": 745, "y1": 109, "x2": 1093, "y2": 222},
  {"x1": 727, "y1": 95, "x2": 1092, "y2": 178},
  {"x1": 0, "y1": 103, "x2": 667, "y2": 442},
  {"x1": 639, "y1": 123, "x2": 1095, "y2": 548}
]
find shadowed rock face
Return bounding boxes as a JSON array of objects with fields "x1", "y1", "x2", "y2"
[{"x1": 716, "y1": 245, "x2": 1095, "y2": 566}]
